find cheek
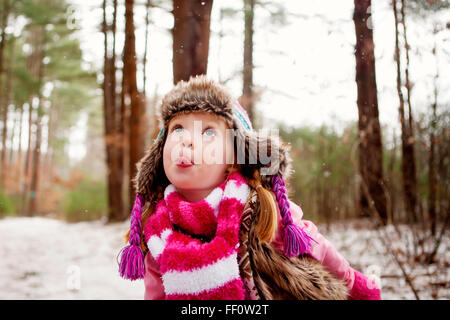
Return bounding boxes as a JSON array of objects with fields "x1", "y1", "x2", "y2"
[
  {"x1": 201, "y1": 136, "x2": 233, "y2": 164},
  {"x1": 163, "y1": 138, "x2": 181, "y2": 164},
  {"x1": 200, "y1": 139, "x2": 231, "y2": 179},
  {"x1": 163, "y1": 142, "x2": 169, "y2": 161},
  {"x1": 225, "y1": 136, "x2": 235, "y2": 164},
  {"x1": 163, "y1": 141, "x2": 174, "y2": 172},
  {"x1": 197, "y1": 162, "x2": 228, "y2": 186},
  {"x1": 162, "y1": 144, "x2": 169, "y2": 174}
]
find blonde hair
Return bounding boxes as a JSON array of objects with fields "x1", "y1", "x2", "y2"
[
  {"x1": 226, "y1": 165, "x2": 278, "y2": 243},
  {"x1": 245, "y1": 169, "x2": 278, "y2": 243}
]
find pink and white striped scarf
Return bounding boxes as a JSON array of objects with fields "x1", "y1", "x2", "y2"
[{"x1": 143, "y1": 172, "x2": 250, "y2": 300}]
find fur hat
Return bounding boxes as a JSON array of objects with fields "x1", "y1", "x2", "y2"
[{"x1": 118, "y1": 75, "x2": 315, "y2": 280}]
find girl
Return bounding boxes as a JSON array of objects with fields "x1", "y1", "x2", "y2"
[{"x1": 118, "y1": 75, "x2": 381, "y2": 300}]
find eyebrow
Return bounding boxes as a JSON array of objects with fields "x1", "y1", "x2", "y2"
[
  {"x1": 203, "y1": 121, "x2": 219, "y2": 128},
  {"x1": 168, "y1": 119, "x2": 182, "y2": 127},
  {"x1": 204, "y1": 116, "x2": 226, "y2": 125},
  {"x1": 168, "y1": 117, "x2": 222, "y2": 130}
]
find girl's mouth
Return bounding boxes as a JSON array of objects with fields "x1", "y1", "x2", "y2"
[
  {"x1": 177, "y1": 163, "x2": 193, "y2": 168},
  {"x1": 176, "y1": 156, "x2": 193, "y2": 168}
]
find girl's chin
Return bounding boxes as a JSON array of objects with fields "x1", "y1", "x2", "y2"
[{"x1": 169, "y1": 176, "x2": 196, "y2": 188}]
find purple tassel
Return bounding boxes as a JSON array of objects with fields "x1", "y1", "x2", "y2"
[
  {"x1": 118, "y1": 193, "x2": 145, "y2": 280},
  {"x1": 271, "y1": 175, "x2": 317, "y2": 257},
  {"x1": 282, "y1": 222, "x2": 316, "y2": 257}
]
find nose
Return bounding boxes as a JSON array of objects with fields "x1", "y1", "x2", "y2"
[{"x1": 180, "y1": 131, "x2": 193, "y2": 149}]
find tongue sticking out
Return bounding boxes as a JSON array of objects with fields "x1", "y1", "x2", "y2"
[{"x1": 176, "y1": 155, "x2": 193, "y2": 166}]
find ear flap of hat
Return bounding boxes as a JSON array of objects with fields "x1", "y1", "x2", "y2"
[
  {"x1": 132, "y1": 128, "x2": 169, "y2": 206},
  {"x1": 234, "y1": 120, "x2": 293, "y2": 185},
  {"x1": 259, "y1": 133, "x2": 293, "y2": 186},
  {"x1": 118, "y1": 128, "x2": 168, "y2": 281}
]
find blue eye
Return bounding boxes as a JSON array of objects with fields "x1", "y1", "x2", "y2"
[
  {"x1": 203, "y1": 128, "x2": 215, "y2": 137},
  {"x1": 173, "y1": 126, "x2": 183, "y2": 133}
]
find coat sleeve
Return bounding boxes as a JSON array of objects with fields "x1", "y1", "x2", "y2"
[{"x1": 143, "y1": 252, "x2": 165, "y2": 300}]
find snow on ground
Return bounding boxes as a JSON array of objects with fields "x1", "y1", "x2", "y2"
[
  {"x1": 320, "y1": 220, "x2": 449, "y2": 300},
  {"x1": 0, "y1": 217, "x2": 448, "y2": 300},
  {"x1": 0, "y1": 217, "x2": 143, "y2": 299}
]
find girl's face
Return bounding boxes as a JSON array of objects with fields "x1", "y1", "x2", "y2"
[{"x1": 163, "y1": 112, "x2": 235, "y2": 202}]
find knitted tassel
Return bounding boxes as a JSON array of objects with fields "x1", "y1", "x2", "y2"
[
  {"x1": 282, "y1": 222, "x2": 315, "y2": 257},
  {"x1": 118, "y1": 193, "x2": 145, "y2": 280},
  {"x1": 271, "y1": 175, "x2": 317, "y2": 257}
]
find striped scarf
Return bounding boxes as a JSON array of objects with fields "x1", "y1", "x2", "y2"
[{"x1": 143, "y1": 172, "x2": 250, "y2": 300}]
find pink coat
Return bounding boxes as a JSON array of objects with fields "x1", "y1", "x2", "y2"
[{"x1": 143, "y1": 199, "x2": 356, "y2": 300}]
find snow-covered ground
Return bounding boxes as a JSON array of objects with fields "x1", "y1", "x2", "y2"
[
  {"x1": 0, "y1": 217, "x2": 143, "y2": 299},
  {"x1": 0, "y1": 217, "x2": 448, "y2": 300},
  {"x1": 321, "y1": 220, "x2": 449, "y2": 300}
]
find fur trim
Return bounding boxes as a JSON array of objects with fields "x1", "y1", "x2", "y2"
[
  {"x1": 133, "y1": 127, "x2": 169, "y2": 205},
  {"x1": 160, "y1": 75, "x2": 235, "y2": 127},
  {"x1": 236, "y1": 127, "x2": 293, "y2": 186},
  {"x1": 246, "y1": 191, "x2": 349, "y2": 300}
]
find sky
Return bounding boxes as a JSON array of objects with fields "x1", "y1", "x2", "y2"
[{"x1": 67, "y1": 0, "x2": 449, "y2": 161}]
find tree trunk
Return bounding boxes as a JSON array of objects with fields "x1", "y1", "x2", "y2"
[
  {"x1": 122, "y1": 0, "x2": 146, "y2": 215},
  {"x1": 6, "y1": 40, "x2": 15, "y2": 184},
  {"x1": 428, "y1": 39, "x2": 439, "y2": 236},
  {"x1": 436, "y1": 125, "x2": 449, "y2": 224},
  {"x1": 17, "y1": 103, "x2": 24, "y2": 199},
  {"x1": 0, "y1": 0, "x2": 11, "y2": 187},
  {"x1": 0, "y1": 97, "x2": 7, "y2": 186},
  {"x1": 8, "y1": 110, "x2": 17, "y2": 165},
  {"x1": 387, "y1": 129, "x2": 397, "y2": 224},
  {"x1": 428, "y1": 100, "x2": 437, "y2": 236},
  {"x1": 103, "y1": 0, "x2": 124, "y2": 222},
  {"x1": 400, "y1": 0, "x2": 414, "y2": 132},
  {"x1": 393, "y1": 0, "x2": 418, "y2": 224},
  {"x1": 28, "y1": 27, "x2": 46, "y2": 216},
  {"x1": 0, "y1": 0, "x2": 9, "y2": 91},
  {"x1": 28, "y1": 103, "x2": 42, "y2": 215},
  {"x1": 143, "y1": 0, "x2": 151, "y2": 97},
  {"x1": 172, "y1": 0, "x2": 213, "y2": 84},
  {"x1": 22, "y1": 25, "x2": 41, "y2": 215},
  {"x1": 0, "y1": 64, "x2": 9, "y2": 186},
  {"x1": 353, "y1": 0, "x2": 388, "y2": 224},
  {"x1": 401, "y1": 0, "x2": 420, "y2": 223},
  {"x1": 44, "y1": 99, "x2": 55, "y2": 186},
  {"x1": 242, "y1": 0, "x2": 255, "y2": 123},
  {"x1": 21, "y1": 99, "x2": 33, "y2": 215}
]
